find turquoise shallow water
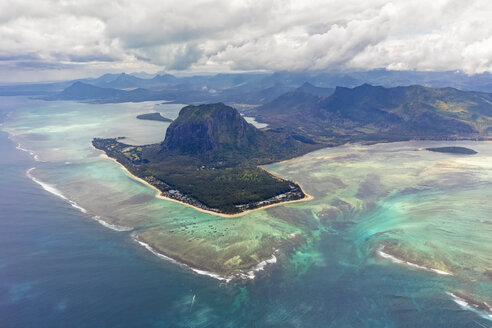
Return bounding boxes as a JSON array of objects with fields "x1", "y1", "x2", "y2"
[{"x1": 1, "y1": 97, "x2": 492, "y2": 327}]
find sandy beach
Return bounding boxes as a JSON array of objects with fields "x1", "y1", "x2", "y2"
[{"x1": 98, "y1": 153, "x2": 313, "y2": 218}]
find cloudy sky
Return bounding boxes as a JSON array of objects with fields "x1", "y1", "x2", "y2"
[{"x1": 1, "y1": 0, "x2": 492, "y2": 82}]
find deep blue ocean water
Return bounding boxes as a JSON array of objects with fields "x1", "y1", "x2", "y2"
[{"x1": 0, "y1": 102, "x2": 491, "y2": 327}]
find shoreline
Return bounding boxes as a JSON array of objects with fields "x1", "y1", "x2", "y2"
[{"x1": 98, "y1": 152, "x2": 313, "y2": 218}]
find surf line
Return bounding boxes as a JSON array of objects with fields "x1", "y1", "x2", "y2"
[
  {"x1": 25, "y1": 167, "x2": 131, "y2": 232},
  {"x1": 131, "y1": 233, "x2": 233, "y2": 283},
  {"x1": 446, "y1": 292, "x2": 492, "y2": 322},
  {"x1": 15, "y1": 142, "x2": 42, "y2": 162},
  {"x1": 377, "y1": 245, "x2": 453, "y2": 276},
  {"x1": 132, "y1": 232, "x2": 278, "y2": 283}
]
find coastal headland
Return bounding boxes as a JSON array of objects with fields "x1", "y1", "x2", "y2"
[{"x1": 93, "y1": 103, "x2": 318, "y2": 215}]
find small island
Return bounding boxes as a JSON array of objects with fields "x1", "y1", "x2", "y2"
[
  {"x1": 136, "y1": 112, "x2": 173, "y2": 122},
  {"x1": 426, "y1": 146, "x2": 477, "y2": 155},
  {"x1": 94, "y1": 103, "x2": 316, "y2": 215}
]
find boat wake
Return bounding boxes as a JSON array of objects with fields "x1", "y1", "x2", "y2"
[{"x1": 377, "y1": 245, "x2": 452, "y2": 276}]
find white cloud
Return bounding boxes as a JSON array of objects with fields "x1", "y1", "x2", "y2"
[{"x1": 0, "y1": 0, "x2": 492, "y2": 81}]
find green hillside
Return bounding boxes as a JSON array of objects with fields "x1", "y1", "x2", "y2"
[{"x1": 253, "y1": 84, "x2": 492, "y2": 145}]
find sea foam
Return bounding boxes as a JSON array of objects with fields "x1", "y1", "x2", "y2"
[
  {"x1": 16, "y1": 143, "x2": 42, "y2": 162},
  {"x1": 27, "y1": 168, "x2": 68, "y2": 201},
  {"x1": 132, "y1": 233, "x2": 233, "y2": 282},
  {"x1": 377, "y1": 245, "x2": 452, "y2": 276},
  {"x1": 26, "y1": 168, "x2": 135, "y2": 232},
  {"x1": 27, "y1": 167, "x2": 88, "y2": 214},
  {"x1": 446, "y1": 292, "x2": 492, "y2": 322},
  {"x1": 93, "y1": 216, "x2": 132, "y2": 232},
  {"x1": 239, "y1": 252, "x2": 278, "y2": 280},
  {"x1": 132, "y1": 232, "x2": 279, "y2": 283}
]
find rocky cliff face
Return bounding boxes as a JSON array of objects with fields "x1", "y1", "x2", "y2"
[{"x1": 161, "y1": 103, "x2": 262, "y2": 158}]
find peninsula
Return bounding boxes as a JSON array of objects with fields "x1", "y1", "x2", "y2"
[
  {"x1": 136, "y1": 112, "x2": 173, "y2": 122},
  {"x1": 93, "y1": 103, "x2": 317, "y2": 214},
  {"x1": 426, "y1": 146, "x2": 477, "y2": 154}
]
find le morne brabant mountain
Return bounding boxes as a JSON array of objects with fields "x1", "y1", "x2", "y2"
[{"x1": 94, "y1": 83, "x2": 492, "y2": 214}]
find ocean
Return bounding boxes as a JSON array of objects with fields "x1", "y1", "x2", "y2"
[{"x1": 0, "y1": 96, "x2": 491, "y2": 327}]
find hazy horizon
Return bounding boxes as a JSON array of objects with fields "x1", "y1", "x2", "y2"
[{"x1": 3, "y1": 68, "x2": 492, "y2": 85}]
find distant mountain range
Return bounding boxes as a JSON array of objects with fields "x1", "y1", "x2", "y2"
[
  {"x1": 85, "y1": 73, "x2": 178, "y2": 89},
  {"x1": 46, "y1": 81, "x2": 166, "y2": 103},
  {"x1": 42, "y1": 74, "x2": 292, "y2": 104},
  {"x1": 4, "y1": 69, "x2": 492, "y2": 105}
]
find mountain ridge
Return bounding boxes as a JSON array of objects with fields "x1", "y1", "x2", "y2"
[{"x1": 252, "y1": 83, "x2": 492, "y2": 145}]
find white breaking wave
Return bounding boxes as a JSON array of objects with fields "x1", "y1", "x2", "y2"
[
  {"x1": 69, "y1": 200, "x2": 87, "y2": 213},
  {"x1": 132, "y1": 232, "x2": 279, "y2": 283},
  {"x1": 447, "y1": 292, "x2": 492, "y2": 322},
  {"x1": 27, "y1": 168, "x2": 67, "y2": 200},
  {"x1": 16, "y1": 143, "x2": 42, "y2": 162},
  {"x1": 377, "y1": 245, "x2": 452, "y2": 276},
  {"x1": 26, "y1": 167, "x2": 87, "y2": 215},
  {"x1": 132, "y1": 233, "x2": 234, "y2": 282},
  {"x1": 17, "y1": 143, "x2": 35, "y2": 156},
  {"x1": 92, "y1": 216, "x2": 132, "y2": 232},
  {"x1": 239, "y1": 251, "x2": 278, "y2": 280},
  {"x1": 26, "y1": 169, "x2": 134, "y2": 233}
]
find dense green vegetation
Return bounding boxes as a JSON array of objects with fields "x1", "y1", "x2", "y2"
[
  {"x1": 93, "y1": 137, "x2": 304, "y2": 214},
  {"x1": 150, "y1": 165, "x2": 295, "y2": 213}
]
